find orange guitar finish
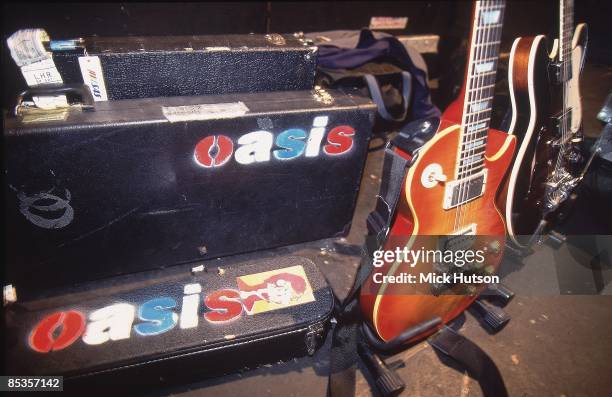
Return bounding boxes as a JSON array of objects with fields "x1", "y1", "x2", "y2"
[
  {"x1": 360, "y1": 113, "x2": 516, "y2": 342},
  {"x1": 360, "y1": 0, "x2": 516, "y2": 343}
]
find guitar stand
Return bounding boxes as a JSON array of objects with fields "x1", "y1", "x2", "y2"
[
  {"x1": 469, "y1": 282, "x2": 514, "y2": 333},
  {"x1": 358, "y1": 317, "x2": 441, "y2": 397},
  {"x1": 470, "y1": 298, "x2": 511, "y2": 333},
  {"x1": 358, "y1": 343, "x2": 406, "y2": 397},
  {"x1": 358, "y1": 314, "x2": 510, "y2": 397},
  {"x1": 546, "y1": 229, "x2": 567, "y2": 249},
  {"x1": 361, "y1": 317, "x2": 442, "y2": 352},
  {"x1": 483, "y1": 282, "x2": 515, "y2": 306},
  {"x1": 525, "y1": 219, "x2": 549, "y2": 249},
  {"x1": 504, "y1": 242, "x2": 533, "y2": 259}
]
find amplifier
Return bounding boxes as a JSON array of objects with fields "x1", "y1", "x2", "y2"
[
  {"x1": 3, "y1": 85, "x2": 375, "y2": 293},
  {"x1": 7, "y1": 31, "x2": 318, "y2": 101}
]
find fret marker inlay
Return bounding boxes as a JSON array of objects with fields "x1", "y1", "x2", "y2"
[
  {"x1": 470, "y1": 101, "x2": 489, "y2": 113},
  {"x1": 481, "y1": 10, "x2": 501, "y2": 25},
  {"x1": 465, "y1": 139, "x2": 485, "y2": 150},
  {"x1": 475, "y1": 62, "x2": 495, "y2": 73},
  {"x1": 468, "y1": 122, "x2": 487, "y2": 132}
]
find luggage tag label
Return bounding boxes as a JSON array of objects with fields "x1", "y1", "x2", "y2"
[
  {"x1": 78, "y1": 56, "x2": 109, "y2": 101},
  {"x1": 7, "y1": 29, "x2": 64, "y2": 86},
  {"x1": 7, "y1": 28, "x2": 52, "y2": 67},
  {"x1": 20, "y1": 58, "x2": 64, "y2": 86}
]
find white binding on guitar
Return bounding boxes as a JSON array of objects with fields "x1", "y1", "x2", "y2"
[{"x1": 505, "y1": 0, "x2": 587, "y2": 247}]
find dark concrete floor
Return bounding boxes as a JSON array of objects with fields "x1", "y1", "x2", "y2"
[{"x1": 160, "y1": 63, "x2": 612, "y2": 397}]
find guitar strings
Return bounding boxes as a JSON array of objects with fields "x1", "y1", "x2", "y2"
[
  {"x1": 456, "y1": 0, "x2": 481, "y2": 232},
  {"x1": 457, "y1": 0, "x2": 486, "y2": 232},
  {"x1": 552, "y1": 0, "x2": 565, "y2": 203},
  {"x1": 458, "y1": 0, "x2": 503, "y2": 233},
  {"x1": 452, "y1": 0, "x2": 477, "y2": 234},
  {"x1": 552, "y1": 0, "x2": 572, "y2": 206},
  {"x1": 462, "y1": 0, "x2": 487, "y2": 232},
  {"x1": 464, "y1": 0, "x2": 498, "y2": 232},
  {"x1": 455, "y1": 0, "x2": 482, "y2": 234}
]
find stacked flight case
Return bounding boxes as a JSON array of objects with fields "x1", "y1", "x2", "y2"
[{"x1": 3, "y1": 29, "x2": 376, "y2": 389}]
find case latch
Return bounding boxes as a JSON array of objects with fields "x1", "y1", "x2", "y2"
[{"x1": 305, "y1": 322, "x2": 326, "y2": 356}]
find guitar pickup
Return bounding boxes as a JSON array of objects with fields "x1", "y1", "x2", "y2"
[
  {"x1": 443, "y1": 169, "x2": 488, "y2": 210},
  {"x1": 548, "y1": 61, "x2": 572, "y2": 85}
]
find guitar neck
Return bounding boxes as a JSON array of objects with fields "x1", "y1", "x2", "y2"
[
  {"x1": 559, "y1": 0, "x2": 574, "y2": 64},
  {"x1": 456, "y1": 0, "x2": 506, "y2": 180}
]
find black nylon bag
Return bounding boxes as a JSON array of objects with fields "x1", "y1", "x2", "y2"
[{"x1": 316, "y1": 62, "x2": 412, "y2": 137}]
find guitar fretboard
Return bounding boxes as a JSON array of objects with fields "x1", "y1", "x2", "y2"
[
  {"x1": 457, "y1": 0, "x2": 506, "y2": 180},
  {"x1": 559, "y1": 0, "x2": 574, "y2": 65}
]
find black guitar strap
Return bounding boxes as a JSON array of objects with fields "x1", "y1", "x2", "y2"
[
  {"x1": 328, "y1": 118, "x2": 440, "y2": 397},
  {"x1": 366, "y1": 146, "x2": 411, "y2": 243},
  {"x1": 328, "y1": 145, "x2": 411, "y2": 397},
  {"x1": 343, "y1": 118, "x2": 440, "y2": 307},
  {"x1": 429, "y1": 326, "x2": 509, "y2": 397}
]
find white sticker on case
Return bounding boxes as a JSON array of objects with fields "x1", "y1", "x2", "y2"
[
  {"x1": 162, "y1": 102, "x2": 250, "y2": 123},
  {"x1": 369, "y1": 17, "x2": 409, "y2": 30}
]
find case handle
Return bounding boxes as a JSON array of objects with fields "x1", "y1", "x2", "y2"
[{"x1": 14, "y1": 83, "x2": 95, "y2": 116}]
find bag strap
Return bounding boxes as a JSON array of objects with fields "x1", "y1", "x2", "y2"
[
  {"x1": 364, "y1": 71, "x2": 412, "y2": 122},
  {"x1": 429, "y1": 326, "x2": 509, "y2": 397},
  {"x1": 327, "y1": 297, "x2": 361, "y2": 397}
]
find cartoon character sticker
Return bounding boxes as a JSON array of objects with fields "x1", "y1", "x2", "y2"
[{"x1": 237, "y1": 265, "x2": 315, "y2": 315}]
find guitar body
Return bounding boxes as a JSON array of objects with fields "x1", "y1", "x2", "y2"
[
  {"x1": 502, "y1": 35, "x2": 551, "y2": 243},
  {"x1": 503, "y1": 23, "x2": 588, "y2": 246},
  {"x1": 361, "y1": 0, "x2": 515, "y2": 344},
  {"x1": 568, "y1": 23, "x2": 588, "y2": 132},
  {"x1": 360, "y1": 120, "x2": 516, "y2": 342}
]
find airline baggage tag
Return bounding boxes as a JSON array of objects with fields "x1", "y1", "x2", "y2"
[
  {"x1": 7, "y1": 29, "x2": 66, "y2": 108},
  {"x1": 78, "y1": 56, "x2": 109, "y2": 101}
]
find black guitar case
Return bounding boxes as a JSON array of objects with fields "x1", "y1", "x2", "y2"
[{"x1": 4, "y1": 254, "x2": 333, "y2": 393}]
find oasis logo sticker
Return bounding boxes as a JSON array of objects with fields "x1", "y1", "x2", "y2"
[
  {"x1": 28, "y1": 265, "x2": 314, "y2": 353},
  {"x1": 193, "y1": 116, "x2": 356, "y2": 168}
]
